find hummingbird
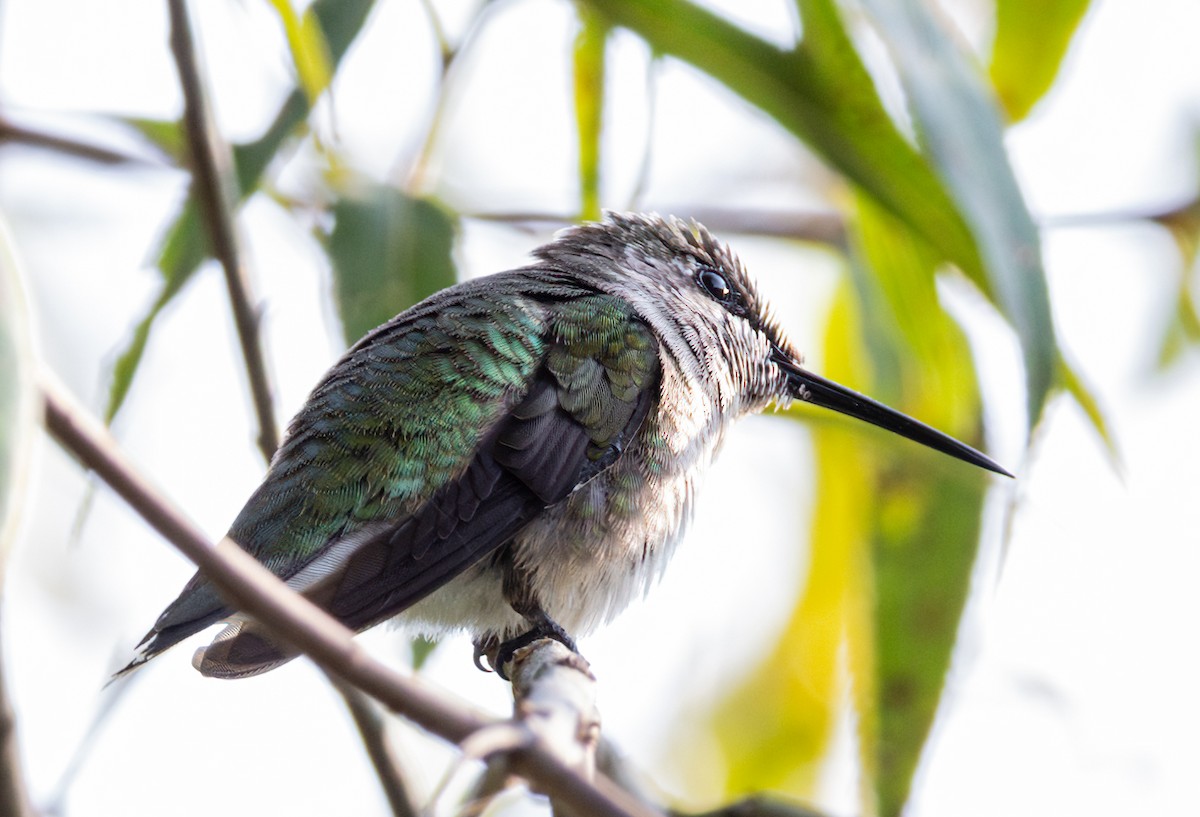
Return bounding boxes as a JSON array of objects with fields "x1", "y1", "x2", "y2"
[{"x1": 120, "y1": 212, "x2": 1009, "y2": 680}]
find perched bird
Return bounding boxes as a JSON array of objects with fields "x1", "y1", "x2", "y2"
[{"x1": 121, "y1": 212, "x2": 1009, "y2": 680}]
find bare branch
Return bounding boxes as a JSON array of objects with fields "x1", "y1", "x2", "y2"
[
  {"x1": 0, "y1": 614, "x2": 36, "y2": 817},
  {"x1": 506, "y1": 639, "x2": 600, "y2": 783},
  {"x1": 465, "y1": 208, "x2": 847, "y2": 247},
  {"x1": 327, "y1": 674, "x2": 420, "y2": 817},
  {"x1": 166, "y1": 0, "x2": 279, "y2": 459},
  {"x1": 0, "y1": 117, "x2": 157, "y2": 166},
  {"x1": 39, "y1": 373, "x2": 661, "y2": 817},
  {"x1": 403, "y1": 0, "x2": 500, "y2": 196}
]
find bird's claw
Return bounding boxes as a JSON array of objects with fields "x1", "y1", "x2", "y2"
[{"x1": 473, "y1": 621, "x2": 578, "y2": 681}]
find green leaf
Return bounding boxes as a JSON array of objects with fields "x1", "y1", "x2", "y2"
[
  {"x1": 709, "y1": 298, "x2": 872, "y2": 795},
  {"x1": 859, "y1": 0, "x2": 1057, "y2": 428},
  {"x1": 1155, "y1": 270, "x2": 1200, "y2": 371},
  {"x1": 573, "y1": 4, "x2": 608, "y2": 221},
  {"x1": 1059, "y1": 356, "x2": 1122, "y2": 473},
  {"x1": 846, "y1": 199, "x2": 989, "y2": 817},
  {"x1": 265, "y1": 0, "x2": 335, "y2": 106},
  {"x1": 105, "y1": 206, "x2": 207, "y2": 422},
  {"x1": 112, "y1": 115, "x2": 185, "y2": 161},
  {"x1": 326, "y1": 186, "x2": 458, "y2": 345},
  {"x1": 409, "y1": 635, "x2": 439, "y2": 672},
  {"x1": 578, "y1": 0, "x2": 984, "y2": 279},
  {"x1": 0, "y1": 219, "x2": 35, "y2": 580},
  {"x1": 709, "y1": 201, "x2": 995, "y2": 813},
  {"x1": 104, "y1": 0, "x2": 378, "y2": 422},
  {"x1": 990, "y1": 0, "x2": 1092, "y2": 122},
  {"x1": 866, "y1": 441, "x2": 985, "y2": 817}
]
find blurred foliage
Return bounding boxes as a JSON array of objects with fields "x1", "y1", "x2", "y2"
[
  {"x1": 264, "y1": 0, "x2": 334, "y2": 107},
  {"x1": 990, "y1": 0, "x2": 1092, "y2": 122},
  {"x1": 2, "y1": 0, "x2": 1146, "y2": 815},
  {"x1": 1152, "y1": 197, "x2": 1200, "y2": 370},
  {"x1": 104, "y1": 0, "x2": 377, "y2": 423},
  {"x1": 573, "y1": 5, "x2": 608, "y2": 221},
  {"x1": 581, "y1": 0, "x2": 985, "y2": 281},
  {"x1": 845, "y1": 198, "x2": 986, "y2": 815},
  {"x1": 859, "y1": 0, "x2": 1056, "y2": 427},
  {"x1": 327, "y1": 185, "x2": 459, "y2": 345}
]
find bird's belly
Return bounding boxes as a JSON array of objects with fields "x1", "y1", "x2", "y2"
[
  {"x1": 393, "y1": 563, "x2": 522, "y2": 637},
  {"x1": 398, "y1": 386, "x2": 725, "y2": 643},
  {"x1": 510, "y1": 460, "x2": 700, "y2": 637},
  {"x1": 393, "y1": 466, "x2": 699, "y2": 642}
]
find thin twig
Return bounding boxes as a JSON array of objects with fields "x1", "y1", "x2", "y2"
[
  {"x1": 466, "y1": 207, "x2": 848, "y2": 247},
  {"x1": 0, "y1": 117, "x2": 156, "y2": 166},
  {"x1": 167, "y1": 0, "x2": 280, "y2": 459},
  {"x1": 0, "y1": 613, "x2": 36, "y2": 817},
  {"x1": 403, "y1": 0, "x2": 500, "y2": 196},
  {"x1": 327, "y1": 674, "x2": 420, "y2": 817},
  {"x1": 39, "y1": 374, "x2": 661, "y2": 817},
  {"x1": 624, "y1": 55, "x2": 660, "y2": 211},
  {"x1": 166, "y1": 2, "x2": 428, "y2": 807}
]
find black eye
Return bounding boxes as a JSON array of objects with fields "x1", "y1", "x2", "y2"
[{"x1": 698, "y1": 268, "x2": 732, "y2": 302}]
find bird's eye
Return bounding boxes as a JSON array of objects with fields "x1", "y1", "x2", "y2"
[{"x1": 698, "y1": 268, "x2": 732, "y2": 302}]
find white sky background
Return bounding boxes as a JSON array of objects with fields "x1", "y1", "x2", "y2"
[{"x1": 1, "y1": 1, "x2": 1199, "y2": 816}]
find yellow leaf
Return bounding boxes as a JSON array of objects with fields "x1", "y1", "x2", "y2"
[{"x1": 266, "y1": 0, "x2": 334, "y2": 106}]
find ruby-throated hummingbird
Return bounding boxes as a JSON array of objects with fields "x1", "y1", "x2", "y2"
[{"x1": 121, "y1": 212, "x2": 1009, "y2": 680}]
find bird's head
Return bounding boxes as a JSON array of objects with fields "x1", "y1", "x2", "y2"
[{"x1": 536, "y1": 212, "x2": 1010, "y2": 476}]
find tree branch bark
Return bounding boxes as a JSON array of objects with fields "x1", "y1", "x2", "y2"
[
  {"x1": 0, "y1": 612, "x2": 35, "y2": 817},
  {"x1": 505, "y1": 639, "x2": 600, "y2": 784},
  {"x1": 167, "y1": 0, "x2": 280, "y2": 460}
]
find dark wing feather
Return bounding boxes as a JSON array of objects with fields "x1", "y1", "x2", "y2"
[
  {"x1": 131, "y1": 289, "x2": 661, "y2": 679},
  {"x1": 324, "y1": 372, "x2": 597, "y2": 630}
]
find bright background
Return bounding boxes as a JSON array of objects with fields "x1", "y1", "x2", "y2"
[{"x1": 1, "y1": 1, "x2": 1199, "y2": 816}]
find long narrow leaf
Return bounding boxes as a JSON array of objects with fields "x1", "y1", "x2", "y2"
[
  {"x1": 579, "y1": 0, "x2": 984, "y2": 279},
  {"x1": 573, "y1": 4, "x2": 608, "y2": 221},
  {"x1": 850, "y1": 199, "x2": 990, "y2": 816},
  {"x1": 990, "y1": 0, "x2": 1092, "y2": 122},
  {"x1": 859, "y1": 0, "x2": 1058, "y2": 428},
  {"x1": 709, "y1": 386, "x2": 871, "y2": 797},
  {"x1": 265, "y1": 0, "x2": 334, "y2": 106}
]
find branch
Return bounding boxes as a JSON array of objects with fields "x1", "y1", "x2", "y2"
[
  {"x1": 0, "y1": 117, "x2": 156, "y2": 166},
  {"x1": 505, "y1": 640, "x2": 600, "y2": 782},
  {"x1": 167, "y1": 0, "x2": 280, "y2": 459},
  {"x1": 464, "y1": 207, "x2": 847, "y2": 247},
  {"x1": 404, "y1": 0, "x2": 498, "y2": 195},
  {"x1": 327, "y1": 674, "x2": 419, "y2": 817},
  {"x1": 39, "y1": 374, "x2": 660, "y2": 817},
  {"x1": 0, "y1": 613, "x2": 35, "y2": 817}
]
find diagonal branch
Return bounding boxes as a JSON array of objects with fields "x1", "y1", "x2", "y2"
[
  {"x1": 0, "y1": 117, "x2": 157, "y2": 166},
  {"x1": 167, "y1": 0, "x2": 280, "y2": 459},
  {"x1": 39, "y1": 373, "x2": 660, "y2": 817},
  {"x1": 0, "y1": 612, "x2": 35, "y2": 817},
  {"x1": 327, "y1": 674, "x2": 419, "y2": 817}
]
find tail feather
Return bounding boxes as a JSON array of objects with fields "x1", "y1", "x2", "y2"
[
  {"x1": 111, "y1": 606, "x2": 229, "y2": 681},
  {"x1": 191, "y1": 617, "x2": 298, "y2": 679}
]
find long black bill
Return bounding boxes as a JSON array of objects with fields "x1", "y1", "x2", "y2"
[{"x1": 774, "y1": 352, "x2": 1013, "y2": 477}]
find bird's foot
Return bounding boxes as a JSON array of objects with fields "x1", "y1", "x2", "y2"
[{"x1": 473, "y1": 620, "x2": 578, "y2": 681}]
